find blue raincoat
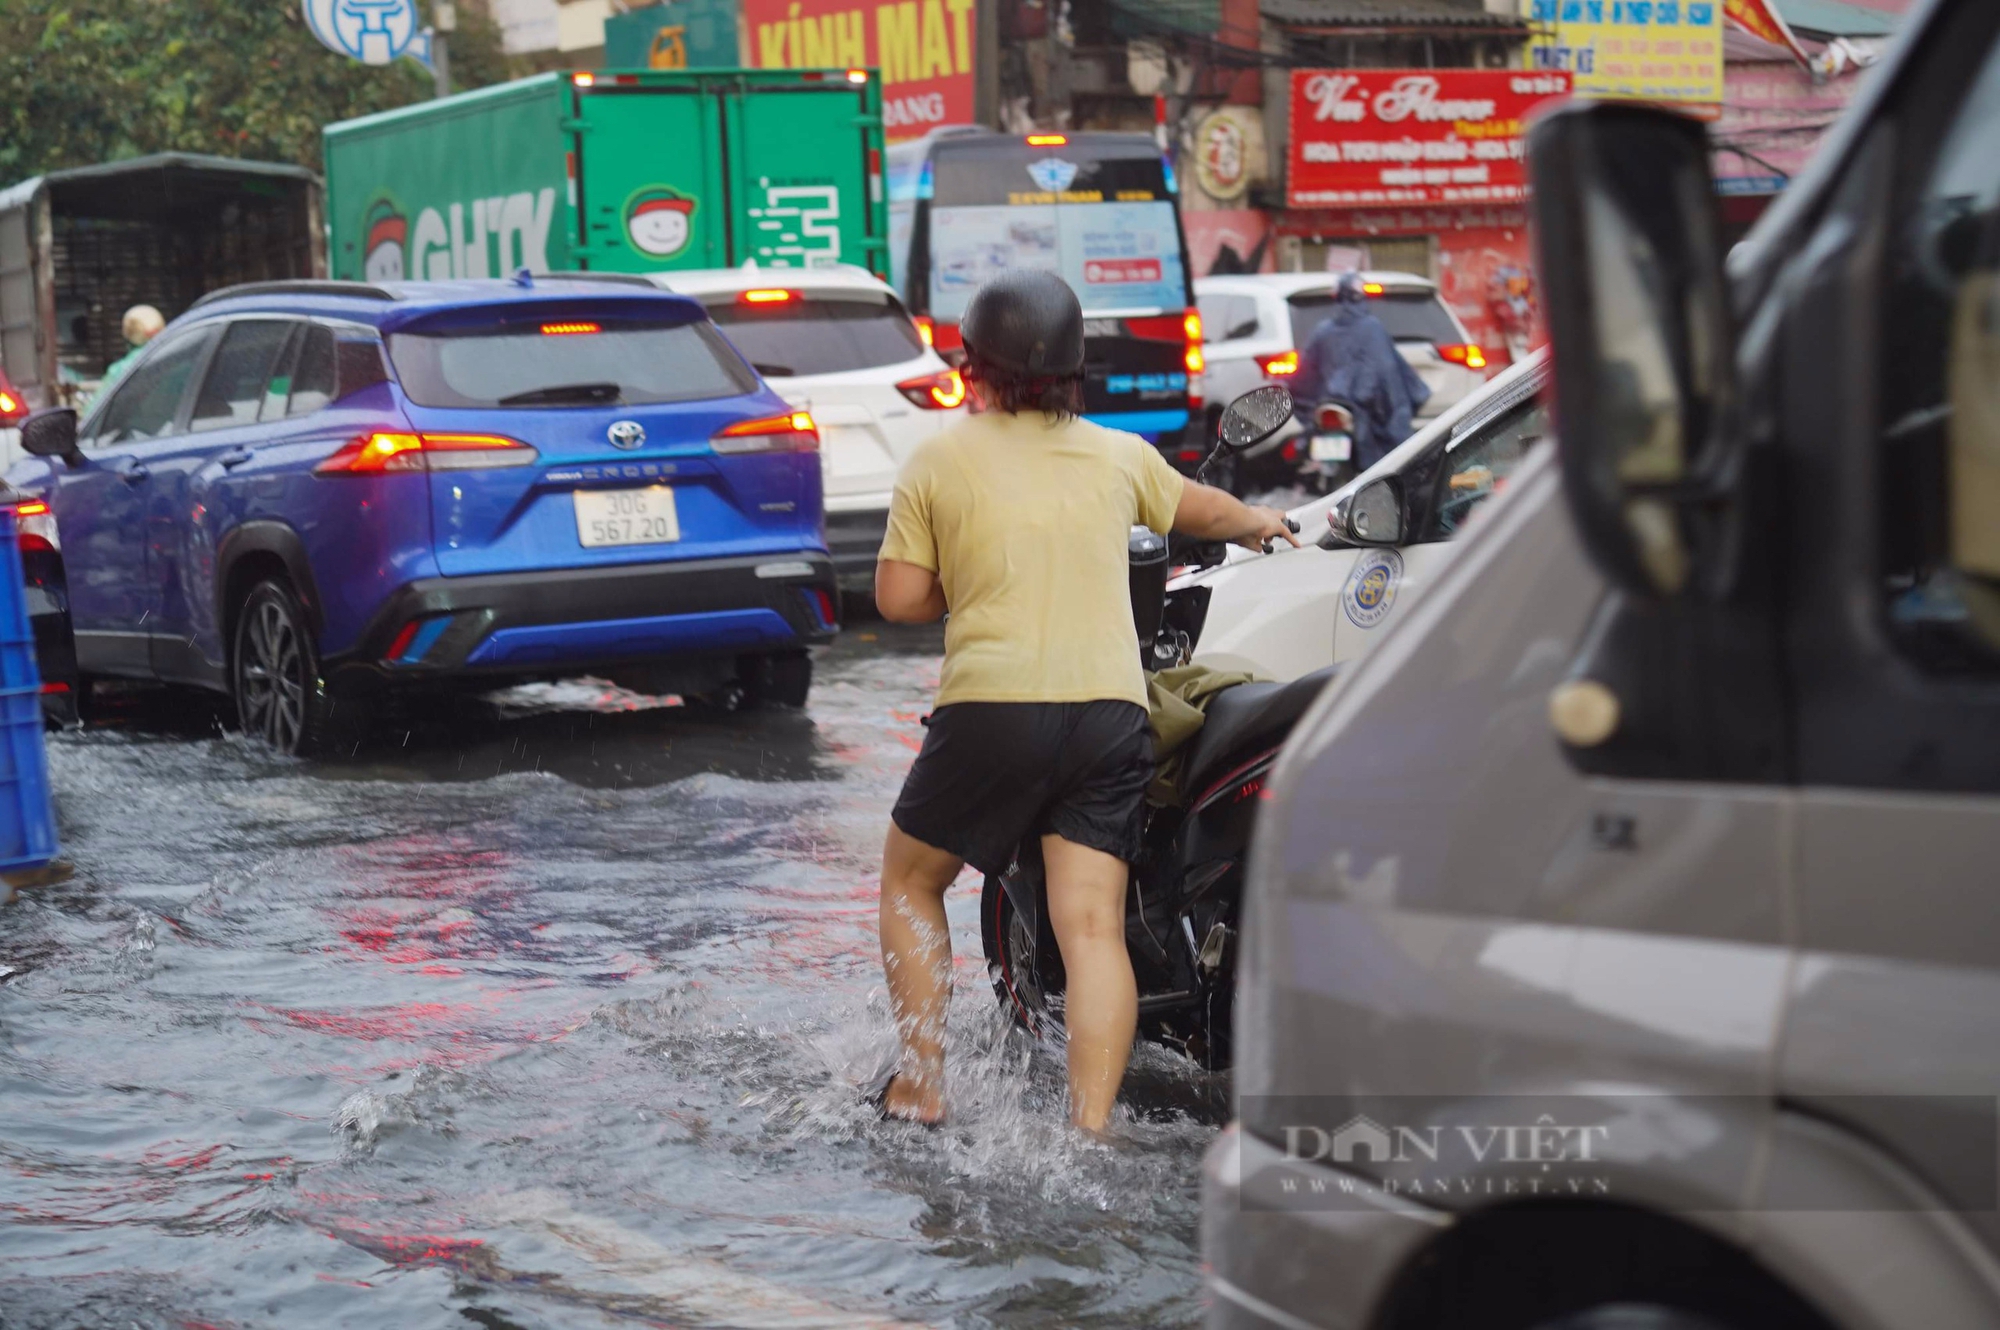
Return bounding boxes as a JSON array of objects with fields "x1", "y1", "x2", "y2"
[{"x1": 1295, "y1": 275, "x2": 1432, "y2": 471}]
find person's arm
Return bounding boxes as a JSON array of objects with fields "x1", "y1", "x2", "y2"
[
  {"x1": 875, "y1": 559, "x2": 949, "y2": 622},
  {"x1": 1173, "y1": 480, "x2": 1301, "y2": 551}
]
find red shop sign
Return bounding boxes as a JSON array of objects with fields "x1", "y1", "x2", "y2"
[{"x1": 1287, "y1": 70, "x2": 1570, "y2": 210}]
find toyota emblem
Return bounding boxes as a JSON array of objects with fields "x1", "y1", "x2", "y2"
[{"x1": 607, "y1": 420, "x2": 646, "y2": 450}]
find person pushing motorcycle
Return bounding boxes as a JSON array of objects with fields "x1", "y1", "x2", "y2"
[{"x1": 872, "y1": 270, "x2": 1298, "y2": 1132}]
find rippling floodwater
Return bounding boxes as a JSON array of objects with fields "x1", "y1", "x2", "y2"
[{"x1": 0, "y1": 624, "x2": 1221, "y2": 1329}]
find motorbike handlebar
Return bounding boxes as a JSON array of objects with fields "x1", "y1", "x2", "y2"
[{"x1": 1260, "y1": 517, "x2": 1303, "y2": 555}]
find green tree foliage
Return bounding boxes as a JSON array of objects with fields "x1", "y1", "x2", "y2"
[{"x1": 0, "y1": 0, "x2": 519, "y2": 180}]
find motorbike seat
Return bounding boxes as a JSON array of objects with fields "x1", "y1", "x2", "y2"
[{"x1": 1180, "y1": 665, "x2": 1340, "y2": 799}]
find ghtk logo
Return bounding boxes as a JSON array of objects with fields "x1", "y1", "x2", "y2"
[
  {"x1": 360, "y1": 189, "x2": 558, "y2": 280},
  {"x1": 362, "y1": 198, "x2": 408, "y2": 282},
  {"x1": 625, "y1": 188, "x2": 697, "y2": 259}
]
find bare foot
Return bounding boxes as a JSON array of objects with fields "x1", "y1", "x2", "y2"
[{"x1": 879, "y1": 1071, "x2": 945, "y2": 1126}]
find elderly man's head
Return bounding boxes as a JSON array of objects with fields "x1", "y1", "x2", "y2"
[{"x1": 122, "y1": 305, "x2": 165, "y2": 348}]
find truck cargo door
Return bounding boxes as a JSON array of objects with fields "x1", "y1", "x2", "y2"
[
  {"x1": 574, "y1": 88, "x2": 728, "y2": 272},
  {"x1": 725, "y1": 88, "x2": 881, "y2": 274}
]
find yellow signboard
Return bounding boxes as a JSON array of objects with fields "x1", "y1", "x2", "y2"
[{"x1": 1525, "y1": 0, "x2": 1724, "y2": 107}]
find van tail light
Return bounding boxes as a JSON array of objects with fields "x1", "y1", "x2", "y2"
[
  {"x1": 11, "y1": 499, "x2": 48, "y2": 517},
  {"x1": 896, "y1": 368, "x2": 966, "y2": 410},
  {"x1": 1183, "y1": 307, "x2": 1204, "y2": 375},
  {"x1": 315, "y1": 432, "x2": 538, "y2": 475},
  {"x1": 712, "y1": 410, "x2": 818, "y2": 454},
  {"x1": 913, "y1": 315, "x2": 935, "y2": 348},
  {"x1": 1437, "y1": 342, "x2": 1488, "y2": 370},
  {"x1": 1259, "y1": 351, "x2": 1299, "y2": 378}
]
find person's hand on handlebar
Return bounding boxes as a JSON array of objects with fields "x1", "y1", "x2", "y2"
[{"x1": 1171, "y1": 481, "x2": 1304, "y2": 553}]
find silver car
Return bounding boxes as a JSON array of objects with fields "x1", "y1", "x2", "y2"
[{"x1": 1205, "y1": 4, "x2": 2000, "y2": 1329}]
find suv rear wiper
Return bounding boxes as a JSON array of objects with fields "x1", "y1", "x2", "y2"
[
  {"x1": 751, "y1": 362, "x2": 795, "y2": 378},
  {"x1": 498, "y1": 381, "x2": 622, "y2": 406}
]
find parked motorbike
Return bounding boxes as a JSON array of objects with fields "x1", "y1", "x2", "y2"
[{"x1": 979, "y1": 386, "x2": 1333, "y2": 1070}]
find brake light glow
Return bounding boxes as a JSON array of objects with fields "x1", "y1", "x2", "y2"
[
  {"x1": 847, "y1": 68, "x2": 869, "y2": 83},
  {"x1": 12, "y1": 499, "x2": 48, "y2": 516},
  {"x1": 573, "y1": 72, "x2": 595, "y2": 87},
  {"x1": 1026, "y1": 134, "x2": 1067, "y2": 146},
  {"x1": 1183, "y1": 307, "x2": 1204, "y2": 375},
  {"x1": 540, "y1": 321, "x2": 600, "y2": 335},
  {"x1": 316, "y1": 432, "x2": 538, "y2": 474},
  {"x1": 712, "y1": 410, "x2": 819, "y2": 454},
  {"x1": 0, "y1": 391, "x2": 17, "y2": 414},
  {"x1": 741, "y1": 289, "x2": 796, "y2": 304},
  {"x1": 913, "y1": 315, "x2": 935, "y2": 347},
  {"x1": 1362, "y1": 282, "x2": 1384, "y2": 295},
  {"x1": 1258, "y1": 350, "x2": 1298, "y2": 378},
  {"x1": 897, "y1": 368, "x2": 966, "y2": 410},
  {"x1": 1437, "y1": 342, "x2": 1488, "y2": 369}
]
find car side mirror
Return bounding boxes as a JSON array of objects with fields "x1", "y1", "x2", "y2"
[
  {"x1": 21, "y1": 407, "x2": 83, "y2": 468},
  {"x1": 1218, "y1": 385, "x2": 1293, "y2": 453},
  {"x1": 1528, "y1": 102, "x2": 1737, "y2": 600},
  {"x1": 1329, "y1": 476, "x2": 1404, "y2": 545}
]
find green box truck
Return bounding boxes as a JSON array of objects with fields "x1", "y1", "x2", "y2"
[{"x1": 323, "y1": 68, "x2": 887, "y2": 284}]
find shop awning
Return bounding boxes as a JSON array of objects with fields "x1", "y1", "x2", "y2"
[{"x1": 1260, "y1": 0, "x2": 1527, "y2": 32}]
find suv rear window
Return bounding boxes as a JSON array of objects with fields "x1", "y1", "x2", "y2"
[
  {"x1": 702, "y1": 291, "x2": 925, "y2": 377},
  {"x1": 1288, "y1": 291, "x2": 1461, "y2": 347},
  {"x1": 387, "y1": 319, "x2": 755, "y2": 409}
]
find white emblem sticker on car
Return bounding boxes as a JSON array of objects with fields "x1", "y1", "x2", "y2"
[{"x1": 1342, "y1": 548, "x2": 1403, "y2": 629}]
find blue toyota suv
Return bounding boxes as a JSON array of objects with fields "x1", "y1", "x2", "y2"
[{"x1": 11, "y1": 278, "x2": 839, "y2": 754}]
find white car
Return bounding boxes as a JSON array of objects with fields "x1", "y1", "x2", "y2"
[
  {"x1": 644, "y1": 265, "x2": 968, "y2": 592},
  {"x1": 1195, "y1": 271, "x2": 1489, "y2": 489},
  {"x1": 1179, "y1": 351, "x2": 1548, "y2": 682}
]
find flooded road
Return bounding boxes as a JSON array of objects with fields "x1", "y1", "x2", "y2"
[{"x1": 0, "y1": 624, "x2": 1221, "y2": 1330}]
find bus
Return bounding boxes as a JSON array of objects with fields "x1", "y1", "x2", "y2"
[{"x1": 887, "y1": 129, "x2": 1201, "y2": 446}]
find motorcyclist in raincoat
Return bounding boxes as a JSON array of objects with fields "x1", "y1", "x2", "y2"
[{"x1": 1294, "y1": 272, "x2": 1432, "y2": 472}]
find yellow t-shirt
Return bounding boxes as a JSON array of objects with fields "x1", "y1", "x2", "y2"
[{"x1": 879, "y1": 410, "x2": 1187, "y2": 708}]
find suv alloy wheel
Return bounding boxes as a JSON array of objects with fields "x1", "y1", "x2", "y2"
[{"x1": 232, "y1": 580, "x2": 339, "y2": 756}]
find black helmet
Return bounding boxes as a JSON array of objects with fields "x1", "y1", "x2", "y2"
[{"x1": 959, "y1": 270, "x2": 1085, "y2": 376}]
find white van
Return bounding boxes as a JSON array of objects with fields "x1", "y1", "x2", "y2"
[{"x1": 1205, "y1": 4, "x2": 2000, "y2": 1329}]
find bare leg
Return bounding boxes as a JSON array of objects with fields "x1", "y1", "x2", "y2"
[
  {"x1": 1041, "y1": 835, "x2": 1137, "y2": 1132},
  {"x1": 878, "y1": 822, "x2": 964, "y2": 1124}
]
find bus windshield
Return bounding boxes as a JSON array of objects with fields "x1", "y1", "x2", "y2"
[{"x1": 923, "y1": 140, "x2": 1187, "y2": 322}]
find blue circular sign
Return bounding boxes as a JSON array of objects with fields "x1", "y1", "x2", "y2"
[{"x1": 306, "y1": 0, "x2": 421, "y2": 66}]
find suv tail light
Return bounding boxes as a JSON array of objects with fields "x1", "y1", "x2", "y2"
[
  {"x1": 1183, "y1": 308, "x2": 1204, "y2": 375},
  {"x1": 896, "y1": 368, "x2": 966, "y2": 410},
  {"x1": 912, "y1": 315, "x2": 935, "y2": 347},
  {"x1": 315, "y1": 432, "x2": 538, "y2": 474},
  {"x1": 1258, "y1": 351, "x2": 1299, "y2": 378},
  {"x1": 712, "y1": 410, "x2": 819, "y2": 454},
  {"x1": 1437, "y1": 342, "x2": 1488, "y2": 369},
  {"x1": 0, "y1": 388, "x2": 24, "y2": 424}
]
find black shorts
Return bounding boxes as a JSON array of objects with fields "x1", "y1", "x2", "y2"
[{"x1": 891, "y1": 700, "x2": 1154, "y2": 878}]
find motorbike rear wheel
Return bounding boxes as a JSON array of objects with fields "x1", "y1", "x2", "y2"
[{"x1": 980, "y1": 875, "x2": 1064, "y2": 1043}]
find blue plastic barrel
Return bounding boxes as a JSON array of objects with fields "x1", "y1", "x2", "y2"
[{"x1": 0, "y1": 506, "x2": 57, "y2": 874}]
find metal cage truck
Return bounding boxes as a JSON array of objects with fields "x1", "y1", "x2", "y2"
[{"x1": 323, "y1": 69, "x2": 890, "y2": 283}]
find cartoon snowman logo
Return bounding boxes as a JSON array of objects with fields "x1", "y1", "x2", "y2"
[
  {"x1": 625, "y1": 189, "x2": 696, "y2": 259},
  {"x1": 362, "y1": 199, "x2": 408, "y2": 282}
]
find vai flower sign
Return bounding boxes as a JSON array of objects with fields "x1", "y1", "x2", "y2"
[{"x1": 1286, "y1": 70, "x2": 1570, "y2": 209}]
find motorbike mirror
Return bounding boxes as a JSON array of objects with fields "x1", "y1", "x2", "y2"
[
  {"x1": 1217, "y1": 385, "x2": 1293, "y2": 453},
  {"x1": 1330, "y1": 476, "x2": 1404, "y2": 546},
  {"x1": 20, "y1": 407, "x2": 82, "y2": 468}
]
